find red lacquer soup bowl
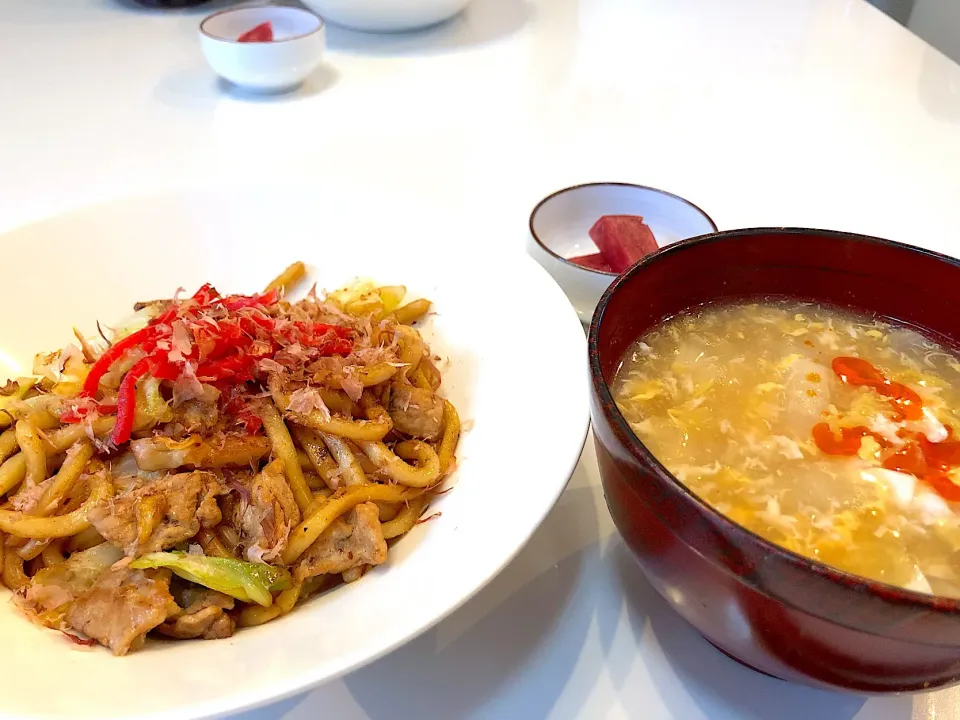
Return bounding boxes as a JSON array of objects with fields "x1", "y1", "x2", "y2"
[{"x1": 588, "y1": 227, "x2": 960, "y2": 693}]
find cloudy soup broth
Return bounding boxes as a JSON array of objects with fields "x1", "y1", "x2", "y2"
[{"x1": 613, "y1": 300, "x2": 960, "y2": 596}]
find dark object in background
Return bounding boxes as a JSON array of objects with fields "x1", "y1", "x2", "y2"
[{"x1": 130, "y1": 0, "x2": 211, "y2": 7}]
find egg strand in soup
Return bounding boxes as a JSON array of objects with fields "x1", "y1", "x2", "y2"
[{"x1": 613, "y1": 300, "x2": 960, "y2": 597}]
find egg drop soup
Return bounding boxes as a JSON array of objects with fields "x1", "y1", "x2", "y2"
[{"x1": 613, "y1": 300, "x2": 960, "y2": 597}]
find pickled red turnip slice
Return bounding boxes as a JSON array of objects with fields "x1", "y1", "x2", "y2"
[
  {"x1": 238, "y1": 21, "x2": 274, "y2": 43},
  {"x1": 589, "y1": 215, "x2": 658, "y2": 273},
  {"x1": 568, "y1": 253, "x2": 613, "y2": 272}
]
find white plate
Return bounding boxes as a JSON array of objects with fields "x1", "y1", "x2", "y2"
[
  {"x1": 0, "y1": 188, "x2": 589, "y2": 720},
  {"x1": 527, "y1": 182, "x2": 718, "y2": 324}
]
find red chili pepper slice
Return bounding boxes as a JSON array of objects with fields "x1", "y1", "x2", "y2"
[
  {"x1": 831, "y1": 357, "x2": 885, "y2": 386},
  {"x1": 82, "y1": 325, "x2": 160, "y2": 397},
  {"x1": 148, "y1": 354, "x2": 182, "y2": 382},
  {"x1": 298, "y1": 321, "x2": 352, "y2": 338},
  {"x1": 111, "y1": 358, "x2": 151, "y2": 445},
  {"x1": 278, "y1": 322, "x2": 354, "y2": 354},
  {"x1": 80, "y1": 280, "x2": 354, "y2": 445},
  {"x1": 924, "y1": 473, "x2": 960, "y2": 502},
  {"x1": 921, "y1": 433, "x2": 960, "y2": 469},
  {"x1": 192, "y1": 283, "x2": 221, "y2": 307},
  {"x1": 195, "y1": 354, "x2": 258, "y2": 383},
  {"x1": 831, "y1": 356, "x2": 924, "y2": 421},
  {"x1": 819, "y1": 357, "x2": 960, "y2": 502},
  {"x1": 236, "y1": 408, "x2": 264, "y2": 435},
  {"x1": 885, "y1": 381, "x2": 923, "y2": 421},
  {"x1": 812, "y1": 423, "x2": 872, "y2": 456},
  {"x1": 237, "y1": 314, "x2": 275, "y2": 336},
  {"x1": 882, "y1": 441, "x2": 928, "y2": 477},
  {"x1": 154, "y1": 306, "x2": 179, "y2": 325},
  {"x1": 222, "y1": 289, "x2": 279, "y2": 311},
  {"x1": 318, "y1": 337, "x2": 354, "y2": 356}
]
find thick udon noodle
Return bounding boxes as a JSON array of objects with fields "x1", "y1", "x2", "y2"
[
  {"x1": 0, "y1": 264, "x2": 461, "y2": 654},
  {"x1": 614, "y1": 300, "x2": 960, "y2": 597}
]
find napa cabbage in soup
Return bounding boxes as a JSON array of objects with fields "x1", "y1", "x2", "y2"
[{"x1": 613, "y1": 300, "x2": 960, "y2": 597}]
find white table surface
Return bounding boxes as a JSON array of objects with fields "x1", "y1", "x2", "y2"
[{"x1": 3, "y1": 0, "x2": 960, "y2": 718}]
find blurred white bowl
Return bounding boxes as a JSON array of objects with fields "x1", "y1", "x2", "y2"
[
  {"x1": 527, "y1": 182, "x2": 718, "y2": 324},
  {"x1": 200, "y1": 6, "x2": 325, "y2": 92},
  {"x1": 300, "y1": 0, "x2": 472, "y2": 33}
]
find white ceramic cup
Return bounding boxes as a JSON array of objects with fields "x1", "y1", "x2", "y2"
[
  {"x1": 527, "y1": 182, "x2": 718, "y2": 324},
  {"x1": 200, "y1": 6, "x2": 325, "y2": 93}
]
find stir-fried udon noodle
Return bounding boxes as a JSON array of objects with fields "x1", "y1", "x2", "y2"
[{"x1": 0, "y1": 262, "x2": 460, "y2": 654}]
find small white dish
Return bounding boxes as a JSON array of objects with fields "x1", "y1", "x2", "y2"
[
  {"x1": 527, "y1": 182, "x2": 718, "y2": 324},
  {"x1": 200, "y1": 6, "x2": 325, "y2": 93},
  {"x1": 300, "y1": 0, "x2": 471, "y2": 33}
]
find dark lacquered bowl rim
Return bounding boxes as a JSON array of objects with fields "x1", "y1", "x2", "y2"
[
  {"x1": 528, "y1": 182, "x2": 719, "y2": 278},
  {"x1": 588, "y1": 226, "x2": 960, "y2": 620},
  {"x1": 200, "y1": 5, "x2": 325, "y2": 44}
]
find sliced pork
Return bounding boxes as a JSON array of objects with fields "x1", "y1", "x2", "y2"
[
  {"x1": 295, "y1": 502, "x2": 386, "y2": 580},
  {"x1": 157, "y1": 587, "x2": 235, "y2": 640},
  {"x1": 88, "y1": 471, "x2": 224, "y2": 557},
  {"x1": 65, "y1": 567, "x2": 178, "y2": 656},
  {"x1": 388, "y1": 384, "x2": 443, "y2": 440},
  {"x1": 230, "y1": 460, "x2": 301, "y2": 563}
]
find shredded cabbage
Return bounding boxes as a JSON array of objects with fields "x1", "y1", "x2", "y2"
[
  {"x1": 0, "y1": 377, "x2": 37, "y2": 410},
  {"x1": 130, "y1": 552, "x2": 291, "y2": 607}
]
